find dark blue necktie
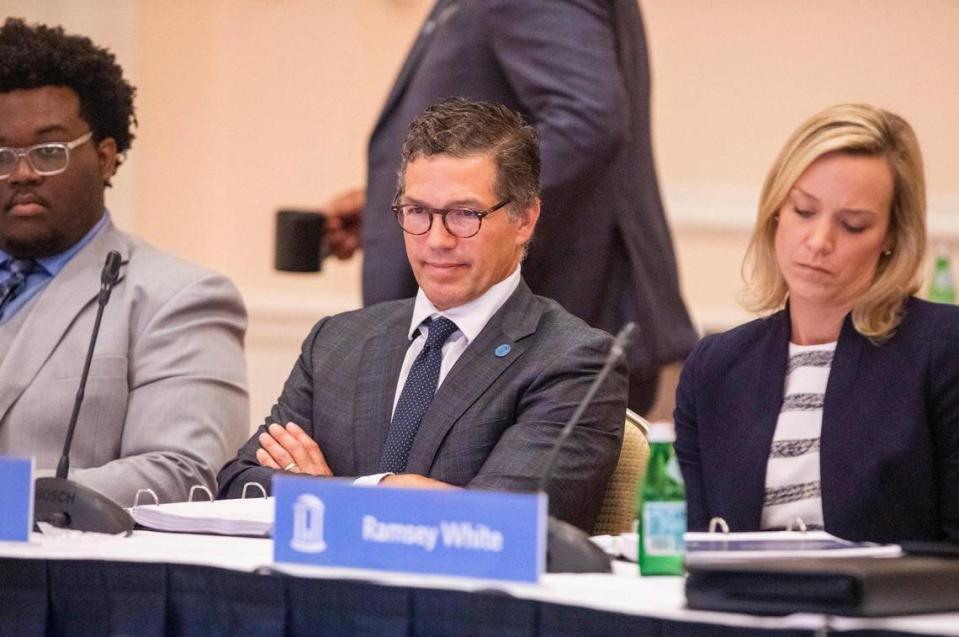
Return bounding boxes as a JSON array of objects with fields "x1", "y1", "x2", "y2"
[
  {"x1": 0, "y1": 258, "x2": 38, "y2": 317},
  {"x1": 379, "y1": 316, "x2": 459, "y2": 473}
]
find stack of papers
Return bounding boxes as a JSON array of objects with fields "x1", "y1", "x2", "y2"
[
  {"x1": 684, "y1": 530, "x2": 901, "y2": 564},
  {"x1": 130, "y1": 497, "x2": 274, "y2": 537}
]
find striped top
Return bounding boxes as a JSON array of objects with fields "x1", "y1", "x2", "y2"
[{"x1": 760, "y1": 341, "x2": 836, "y2": 531}]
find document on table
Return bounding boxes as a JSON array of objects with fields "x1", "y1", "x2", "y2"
[
  {"x1": 684, "y1": 530, "x2": 901, "y2": 564},
  {"x1": 129, "y1": 497, "x2": 274, "y2": 537}
]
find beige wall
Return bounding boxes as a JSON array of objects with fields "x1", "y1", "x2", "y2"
[
  {"x1": 646, "y1": 0, "x2": 959, "y2": 190},
  {"x1": 3, "y1": 0, "x2": 957, "y2": 424},
  {"x1": 642, "y1": 0, "x2": 959, "y2": 328}
]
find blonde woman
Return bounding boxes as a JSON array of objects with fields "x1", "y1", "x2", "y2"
[{"x1": 674, "y1": 104, "x2": 959, "y2": 543}]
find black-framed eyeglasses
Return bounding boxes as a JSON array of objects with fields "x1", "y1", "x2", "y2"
[
  {"x1": 392, "y1": 198, "x2": 511, "y2": 239},
  {"x1": 0, "y1": 132, "x2": 93, "y2": 180}
]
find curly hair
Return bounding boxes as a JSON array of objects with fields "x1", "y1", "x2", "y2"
[{"x1": 0, "y1": 17, "x2": 136, "y2": 169}]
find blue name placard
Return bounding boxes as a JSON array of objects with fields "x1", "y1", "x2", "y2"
[
  {"x1": 0, "y1": 456, "x2": 34, "y2": 542},
  {"x1": 273, "y1": 477, "x2": 546, "y2": 582}
]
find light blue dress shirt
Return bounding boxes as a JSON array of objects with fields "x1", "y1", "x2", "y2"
[{"x1": 0, "y1": 212, "x2": 109, "y2": 324}]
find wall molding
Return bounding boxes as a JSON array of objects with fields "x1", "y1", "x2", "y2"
[
  {"x1": 663, "y1": 181, "x2": 959, "y2": 239},
  {"x1": 240, "y1": 180, "x2": 959, "y2": 337}
]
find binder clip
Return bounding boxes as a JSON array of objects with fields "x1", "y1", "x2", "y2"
[
  {"x1": 188, "y1": 485, "x2": 214, "y2": 503},
  {"x1": 786, "y1": 517, "x2": 808, "y2": 533},
  {"x1": 133, "y1": 488, "x2": 159, "y2": 509},
  {"x1": 708, "y1": 517, "x2": 730, "y2": 534},
  {"x1": 242, "y1": 482, "x2": 268, "y2": 499}
]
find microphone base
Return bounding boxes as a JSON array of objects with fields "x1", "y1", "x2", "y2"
[
  {"x1": 546, "y1": 516, "x2": 611, "y2": 573},
  {"x1": 34, "y1": 477, "x2": 135, "y2": 535}
]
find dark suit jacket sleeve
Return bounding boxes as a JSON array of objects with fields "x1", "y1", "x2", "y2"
[
  {"x1": 930, "y1": 313, "x2": 959, "y2": 541},
  {"x1": 482, "y1": 0, "x2": 628, "y2": 210},
  {"x1": 467, "y1": 330, "x2": 626, "y2": 531},
  {"x1": 674, "y1": 336, "x2": 710, "y2": 531},
  {"x1": 217, "y1": 319, "x2": 327, "y2": 498}
]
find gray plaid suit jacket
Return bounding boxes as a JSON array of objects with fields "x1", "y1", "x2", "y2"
[
  {"x1": 0, "y1": 220, "x2": 249, "y2": 506},
  {"x1": 218, "y1": 281, "x2": 626, "y2": 531}
]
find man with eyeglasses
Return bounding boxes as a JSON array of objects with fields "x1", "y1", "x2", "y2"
[
  {"x1": 218, "y1": 98, "x2": 626, "y2": 532},
  {"x1": 0, "y1": 18, "x2": 249, "y2": 506},
  {"x1": 322, "y1": 0, "x2": 698, "y2": 421}
]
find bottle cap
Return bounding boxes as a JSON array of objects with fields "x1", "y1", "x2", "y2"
[{"x1": 647, "y1": 421, "x2": 675, "y2": 443}]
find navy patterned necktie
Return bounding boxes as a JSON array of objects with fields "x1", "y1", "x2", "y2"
[
  {"x1": 0, "y1": 258, "x2": 39, "y2": 317},
  {"x1": 379, "y1": 316, "x2": 460, "y2": 473}
]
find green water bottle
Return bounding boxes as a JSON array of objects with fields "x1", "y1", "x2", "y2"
[
  {"x1": 929, "y1": 246, "x2": 956, "y2": 304},
  {"x1": 638, "y1": 423, "x2": 686, "y2": 575}
]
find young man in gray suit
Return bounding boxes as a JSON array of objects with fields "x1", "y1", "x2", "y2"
[
  {"x1": 219, "y1": 99, "x2": 626, "y2": 532},
  {"x1": 0, "y1": 19, "x2": 249, "y2": 506}
]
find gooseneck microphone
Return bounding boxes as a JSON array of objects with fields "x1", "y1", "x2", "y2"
[
  {"x1": 538, "y1": 323, "x2": 636, "y2": 492},
  {"x1": 35, "y1": 251, "x2": 135, "y2": 534},
  {"x1": 57, "y1": 250, "x2": 122, "y2": 479},
  {"x1": 540, "y1": 322, "x2": 636, "y2": 573}
]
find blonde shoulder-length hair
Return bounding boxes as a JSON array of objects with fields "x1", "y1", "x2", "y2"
[{"x1": 742, "y1": 103, "x2": 926, "y2": 341}]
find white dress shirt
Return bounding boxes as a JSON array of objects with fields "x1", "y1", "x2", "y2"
[
  {"x1": 392, "y1": 266, "x2": 521, "y2": 416},
  {"x1": 354, "y1": 266, "x2": 521, "y2": 485}
]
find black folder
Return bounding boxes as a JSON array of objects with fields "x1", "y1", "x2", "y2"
[{"x1": 685, "y1": 556, "x2": 959, "y2": 616}]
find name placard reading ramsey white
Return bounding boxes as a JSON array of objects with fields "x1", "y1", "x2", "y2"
[{"x1": 273, "y1": 477, "x2": 546, "y2": 582}]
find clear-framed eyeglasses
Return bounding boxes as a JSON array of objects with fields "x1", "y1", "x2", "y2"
[
  {"x1": 0, "y1": 131, "x2": 94, "y2": 180},
  {"x1": 392, "y1": 198, "x2": 511, "y2": 239}
]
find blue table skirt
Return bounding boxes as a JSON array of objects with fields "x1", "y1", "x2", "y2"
[{"x1": 0, "y1": 557, "x2": 908, "y2": 636}]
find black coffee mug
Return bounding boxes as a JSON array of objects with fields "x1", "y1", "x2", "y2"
[{"x1": 275, "y1": 209, "x2": 326, "y2": 272}]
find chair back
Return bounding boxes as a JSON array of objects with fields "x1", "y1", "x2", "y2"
[{"x1": 591, "y1": 409, "x2": 650, "y2": 535}]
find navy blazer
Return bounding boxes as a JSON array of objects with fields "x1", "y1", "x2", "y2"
[{"x1": 675, "y1": 297, "x2": 959, "y2": 543}]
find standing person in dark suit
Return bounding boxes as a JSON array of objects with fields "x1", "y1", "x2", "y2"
[
  {"x1": 322, "y1": 0, "x2": 696, "y2": 415},
  {"x1": 675, "y1": 103, "x2": 959, "y2": 544},
  {"x1": 220, "y1": 99, "x2": 626, "y2": 532}
]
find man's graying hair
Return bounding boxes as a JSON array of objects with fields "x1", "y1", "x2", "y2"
[{"x1": 397, "y1": 97, "x2": 541, "y2": 220}]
